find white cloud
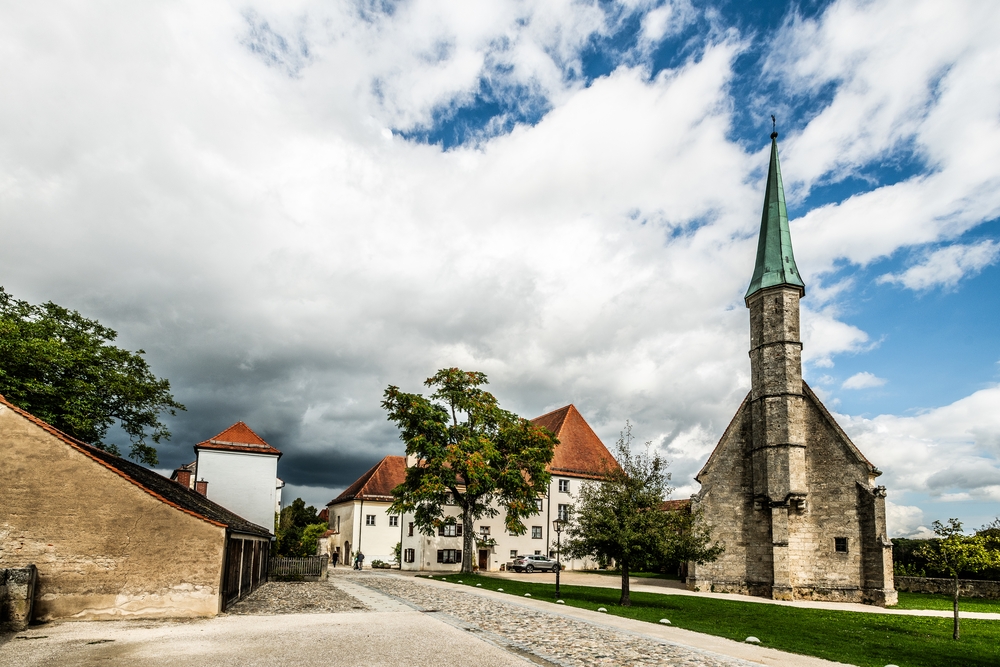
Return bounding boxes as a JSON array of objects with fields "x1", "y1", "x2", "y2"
[
  {"x1": 842, "y1": 372, "x2": 887, "y2": 390},
  {"x1": 885, "y1": 501, "x2": 933, "y2": 539},
  {"x1": 766, "y1": 0, "x2": 1000, "y2": 278},
  {"x1": 0, "y1": 0, "x2": 997, "y2": 529},
  {"x1": 877, "y1": 240, "x2": 1000, "y2": 290},
  {"x1": 839, "y1": 386, "x2": 1000, "y2": 500}
]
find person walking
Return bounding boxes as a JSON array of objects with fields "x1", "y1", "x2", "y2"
[{"x1": 331, "y1": 550, "x2": 339, "y2": 568}]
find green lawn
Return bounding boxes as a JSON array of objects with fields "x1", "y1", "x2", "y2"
[
  {"x1": 895, "y1": 591, "x2": 1000, "y2": 614},
  {"x1": 576, "y1": 569, "x2": 681, "y2": 581},
  {"x1": 423, "y1": 574, "x2": 1000, "y2": 667}
]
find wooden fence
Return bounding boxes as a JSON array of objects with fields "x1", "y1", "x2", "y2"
[{"x1": 268, "y1": 556, "x2": 328, "y2": 581}]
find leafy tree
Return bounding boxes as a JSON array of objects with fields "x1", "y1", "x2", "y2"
[
  {"x1": 565, "y1": 422, "x2": 723, "y2": 606},
  {"x1": 917, "y1": 519, "x2": 1000, "y2": 640},
  {"x1": 276, "y1": 498, "x2": 326, "y2": 556},
  {"x1": 393, "y1": 541, "x2": 402, "y2": 566},
  {"x1": 0, "y1": 287, "x2": 184, "y2": 465},
  {"x1": 300, "y1": 523, "x2": 329, "y2": 557},
  {"x1": 384, "y1": 368, "x2": 558, "y2": 574}
]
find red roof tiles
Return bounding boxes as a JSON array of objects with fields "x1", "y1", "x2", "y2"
[
  {"x1": 532, "y1": 405, "x2": 619, "y2": 480},
  {"x1": 194, "y1": 421, "x2": 281, "y2": 457},
  {"x1": 329, "y1": 455, "x2": 407, "y2": 504}
]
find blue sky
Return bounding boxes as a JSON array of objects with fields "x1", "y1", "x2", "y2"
[{"x1": 1, "y1": 0, "x2": 998, "y2": 537}]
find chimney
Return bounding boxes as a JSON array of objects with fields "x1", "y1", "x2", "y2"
[
  {"x1": 175, "y1": 469, "x2": 192, "y2": 488},
  {"x1": 195, "y1": 479, "x2": 209, "y2": 496}
]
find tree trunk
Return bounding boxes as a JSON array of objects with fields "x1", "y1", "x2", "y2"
[
  {"x1": 462, "y1": 510, "x2": 474, "y2": 574},
  {"x1": 953, "y1": 575, "x2": 960, "y2": 640},
  {"x1": 619, "y1": 560, "x2": 631, "y2": 606}
]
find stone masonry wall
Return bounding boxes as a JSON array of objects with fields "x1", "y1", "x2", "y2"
[
  {"x1": 896, "y1": 576, "x2": 1000, "y2": 599},
  {"x1": 0, "y1": 405, "x2": 227, "y2": 620},
  {"x1": 0, "y1": 565, "x2": 37, "y2": 631}
]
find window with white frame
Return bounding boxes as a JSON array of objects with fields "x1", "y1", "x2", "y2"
[
  {"x1": 510, "y1": 550, "x2": 518, "y2": 558},
  {"x1": 531, "y1": 526, "x2": 542, "y2": 539},
  {"x1": 439, "y1": 523, "x2": 462, "y2": 537},
  {"x1": 366, "y1": 514, "x2": 376, "y2": 526},
  {"x1": 534, "y1": 498, "x2": 543, "y2": 512},
  {"x1": 389, "y1": 515, "x2": 399, "y2": 527},
  {"x1": 479, "y1": 525, "x2": 490, "y2": 536},
  {"x1": 558, "y1": 479, "x2": 570, "y2": 493},
  {"x1": 437, "y1": 549, "x2": 462, "y2": 564},
  {"x1": 404, "y1": 548, "x2": 415, "y2": 563},
  {"x1": 557, "y1": 504, "x2": 569, "y2": 521}
]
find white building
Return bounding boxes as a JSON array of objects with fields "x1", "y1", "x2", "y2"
[
  {"x1": 326, "y1": 456, "x2": 407, "y2": 567},
  {"x1": 329, "y1": 404, "x2": 618, "y2": 572},
  {"x1": 190, "y1": 422, "x2": 282, "y2": 535}
]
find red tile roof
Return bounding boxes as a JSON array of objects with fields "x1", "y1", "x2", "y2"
[
  {"x1": 0, "y1": 395, "x2": 271, "y2": 537},
  {"x1": 531, "y1": 405, "x2": 619, "y2": 480},
  {"x1": 329, "y1": 455, "x2": 407, "y2": 505},
  {"x1": 194, "y1": 421, "x2": 281, "y2": 457},
  {"x1": 661, "y1": 498, "x2": 692, "y2": 513}
]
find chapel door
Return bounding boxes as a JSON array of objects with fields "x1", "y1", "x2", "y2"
[{"x1": 478, "y1": 549, "x2": 488, "y2": 570}]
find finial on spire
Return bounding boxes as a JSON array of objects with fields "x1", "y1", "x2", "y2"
[{"x1": 770, "y1": 115, "x2": 777, "y2": 140}]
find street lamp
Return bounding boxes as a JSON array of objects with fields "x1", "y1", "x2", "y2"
[{"x1": 552, "y1": 518, "x2": 564, "y2": 599}]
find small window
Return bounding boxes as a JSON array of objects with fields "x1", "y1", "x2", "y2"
[
  {"x1": 510, "y1": 550, "x2": 518, "y2": 559},
  {"x1": 531, "y1": 526, "x2": 542, "y2": 539},
  {"x1": 404, "y1": 548, "x2": 415, "y2": 563},
  {"x1": 558, "y1": 479, "x2": 570, "y2": 493},
  {"x1": 549, "y1": 550, "x2": 556, "y2": 558},
  {"x1": 366, "y1": 514, "x2": 376, "y2": 526},
  {"x1": 440, "y1": 523, "x2": 462, "y2": 537},
  {"x1": 534, "y1": 498, "x2": 543, "y2": 512},
  {"x1": 389, "y1": 515, "x2": 399, "y2": 527},
  {"x1": 408, "y1": 522, "x2": 414, "y2": 537},
  {"x1": 479, "y1": 525, "x2": 490, "y2": 536},
  {"x1": 336, "y1": 516, "x2": 340, "y2": 532},
  {"x1": 534, "y1": 550, "x2": 542, "y2": 556},
  {"x1": 557, "y1": 504, "x2": 569, "y2": 521},
  {"x1": 835, "y1": 537, "x2": 848, "y2": 553},
  {"x1": 437, "y1": 549, "x2": 462, "y2": 564}
]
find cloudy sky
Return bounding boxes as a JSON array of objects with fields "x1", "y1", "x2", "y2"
[{"x1": 2, "y1": 0, "x2": 998, "y2": 538}]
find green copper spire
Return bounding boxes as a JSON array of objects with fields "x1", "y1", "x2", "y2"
[{"x1": 745, "y1": 131, "x2": 805, "y2": 300}]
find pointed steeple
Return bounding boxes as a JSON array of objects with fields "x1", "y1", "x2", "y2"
[{"x1": 745, "y1": 131, "x2": 805, "y2": 301}]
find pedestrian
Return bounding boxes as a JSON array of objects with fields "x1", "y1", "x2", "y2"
[
  {"x1": 358, "y1": 552, "x2": 365, "y2": 570},
  {"x1": 331, "y1": 550, "x2": 339, "y2": 568}
]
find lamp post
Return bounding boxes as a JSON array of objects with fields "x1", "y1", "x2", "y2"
[{"x1": 552, "y1": 518, "x2": 564, "y2": 599}]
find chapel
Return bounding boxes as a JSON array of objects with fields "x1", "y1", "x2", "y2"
[{"x1": 688, "y1": 131, "x2": 897, "y2": 605}]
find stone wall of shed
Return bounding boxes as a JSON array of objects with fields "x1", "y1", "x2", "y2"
[{"x1": 0, "y1": 405, "x2": 226, "y2": 620}]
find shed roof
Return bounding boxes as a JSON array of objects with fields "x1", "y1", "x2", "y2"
[
  {"x1": 329, "y1": 455, "x2": 407, "y2": 504},
  {"x1": 0, "y1": 395, "x2": 271, "y2": 538},
  {"x1": 194, "y1": 421, "x2": 282, "y2": 457},
  {"x1": 532, "y1": 404, "x2": 619, "y2": 480}
]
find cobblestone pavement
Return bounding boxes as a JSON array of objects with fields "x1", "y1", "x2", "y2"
[
  {"x1": 224, "y1": 580, "x2": 369, "y2": 615},
  {"x1": 351, "y1": 572, "x2": 762, "y2": 667}
]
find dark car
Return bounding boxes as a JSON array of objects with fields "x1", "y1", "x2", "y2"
[{"x1": 510, "y1": 554, "x2": 560, "y2": 573}]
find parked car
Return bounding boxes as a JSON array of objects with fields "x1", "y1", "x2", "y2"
[{"x1": 510, "y1": 554, "x2": 560, "y2": 573}]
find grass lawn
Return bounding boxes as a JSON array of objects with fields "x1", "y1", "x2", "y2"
[
  {"x1": 895, "y1": 591, "x2": 1000, "y2": 614},
  {"x1": 422, "y1": 574, "x2": 1000, "y2": 667},
  {"x1": 576, "y1": 569, "x2": 681, "y2": 581}
]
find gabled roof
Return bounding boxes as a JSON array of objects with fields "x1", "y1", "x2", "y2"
[
  {"x1": 661, "y1": 498, "x2": 692, "y2": 513},
  {"x1": 531, "y1": 404, "x2": 619, "y2": 480},
  {"x1": 194, "y1": 421, "x2": 281, "y2": 457},
  {"x1": 328, "y1": 455, "x2": 407, "y2": 505},
  {"x1": 745, "y1": 132, "x2": 805, "y2": 301},
  {"x1": 0, "y1": 395, "x2": 271, "y2": 538}
]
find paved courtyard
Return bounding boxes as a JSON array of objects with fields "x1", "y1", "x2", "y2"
[{"x1": 0, "y1": 571, "x2": 846, "y2": 667}]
